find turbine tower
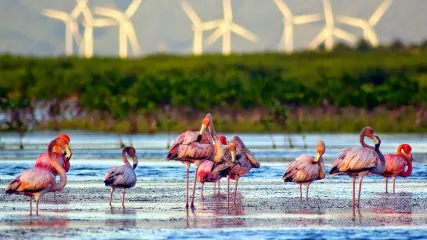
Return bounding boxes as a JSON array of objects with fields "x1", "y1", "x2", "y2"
[
  {"x1": 336, "y1": 0, "x2": 393, "y2": 47},
  {"x1": 274, "y1": 0, "x2": 322, "y2": 53},
  {"x1": 42, "y1": 0, "x2": 86, "y2": 55},
  {"x1": 180, "y1": 0, "x2": 222, "y2": 55},
  {"x1": 95, "y1": 0, "x2": 142, "y2": 58},
  {"x1": 79, "y1": 0, "x2": 116, "y2": 58},
  {"x1": 204, "y1": 0, "x2": 258, "y2": 55},
  {"x1": 308, "y1": 0, "x2": 357, "y2": 51}
]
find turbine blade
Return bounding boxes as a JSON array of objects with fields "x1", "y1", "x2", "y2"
[
  {"x1": 42, "y1": 9, "x2": 69, "y2": 21},
  {"x1": 200, "y1": 20, "x2": 222, "y2": 30},
  {"x1": 126, "y1": 0, "x2": 142, "y2": 17},
  {"x1": 71, "y1": 0, "x2": 87, "y2": 18},
  {"x1": 230, "y1": 24, "x2": 258, "y2": 42},
  {"x1": 367, "y1": 28, "x2": 379, "y2": 46},
  {"x1": 308, "y1": 28, "x2": 330, "y2": 49},
  {"x1": 81, "y1": 5, "x2": 93, "y2": 22},
  {"x1": 336, "y1": 15, "x2": 367, "y2": 28},
  {"x1": 294, "y1": 14, "x2": 322, "y2": 24},
  {"x1": 322, "y1": 0, "x2": 334, "y2": 26},
  {"x1": 125, "y1": 23, "x2": 141, "y2": 54},
  {"x1": 94, "y1": 7, "x2": 122, "y2": 20},
  {"x1": 70, "y1": 22, "x2": 82, "y2": 45},
  {"x1": 273, "y1": 0, "x2": 293, "y2": 20},
  {"x1": 204, "y1": 27, "x2": 223, "y2": 48},
  {"x1": 334, "y1": 28, "x2": 357, "y2": 44},
  {"x1": 369, "y1": 0, "x2": 392, "y2": 26},
  {"x1": 180, "y1": 0, "x2": 201, "y2": 24},
  {"x1": 223, "y1": 0, "x2": 232, "y2": 21},
  {"x1": 93, "y1": 18, "x2": 117, "y2": 27}
]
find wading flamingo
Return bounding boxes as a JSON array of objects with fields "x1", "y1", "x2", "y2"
[
  {"x1": 329, "y1": 127, "x2": 385, "y2": 209},
  {"x1": 381, "y1": 144, "x2": 413, "y2": 193},
  {"x1": 34, "y1": 134, "x2": 72, "y2": 200},
  {"x1": 166, "y1": 113, "x2": 224, "y2": 209},
  {"x1": 5, "y1": 137, "x2": 70, "y2": 215},
  {"x1": 283, "y1": 140, "x2": 326, "y2": 200},
  {"x1": 197, "y1": 136, "x2": 228, "y2": 197},
  {"x1": 104, "y1": 146, "x2": 138, "y2": 206},
  {"x1": 224, "y1": 136, "x2": 260, "y2": 206}
]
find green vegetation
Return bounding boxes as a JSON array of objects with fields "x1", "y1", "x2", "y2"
[{"x1": 1, "y1": 44, "x2": 427, "y2": 145}]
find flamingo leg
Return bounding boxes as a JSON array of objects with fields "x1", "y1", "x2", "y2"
[
  {"x1": 233, "y1": 177, "x2": 239, "y2": 204},
  {"x1": 185, "y1": 162, "x2": 191, "y2": 209},
  {"x1": 385, "y1": 177, "x2": 388, "y2": 193},
  {"x1": 392, "y1": 177, "x2": 396, "y2": 194},
  {"x1": 109, "y1": 188, "x2": 114, "y2": 206},
  {"x1": 122, "y1": 188, "x2": 126, "y2": 206},
  {"x1": 190, "y1": 166, "x2": 199, "y2": 208},
  {"x1": 54, "y1": 191, "x2": 56, "y2": 201},
  {"x1": 306, "y1": 184, "x2": 310, "y2": 199},
  {"x1": 357, "y1": 176, "x2": 364, "y2": 207},
  {"x1": 213, "y1": 182, "x2": 216, "y2": 195},
  {"x1": 201, "y1": 183, "x2": 205, "y2": 198},
  {"x1": 352, "y1": 176, "x2": 356, "y2": 210},
  {"x1": 29, "y1": 197, "x2": 32, "y2": 216},
  {"x1": 227, "y1": 175, "x2": 230, "y2": 208},
  {"x1": 218, "y1": 180, "x2": 220, "y2": 193},
  {"x1": 35, "y1": 197, "x2": 40, "y2": 216},
  {"x1": 299, "y1": 184, "x2": 302, "y2": 200}
]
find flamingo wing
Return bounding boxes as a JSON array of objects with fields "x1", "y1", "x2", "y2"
[
  {"x1": 382, "y1": 154, "x2": 407, "y2": 176},
  {"x1": 166, "y1": 131, "x2": 214, "y2": 161},
  {"x1": 283, "y1": 154, "x2": 320, "y2": 183},
  {"x1": 104, "y1": 166, "x2": 136, "y2": 188},
  {"x1": 330, "y1": 147, "x2": 378, "y2": 175},
  {"x1": 197, "y1": 161, "x2": 222, "y2": 183},
  {"x1": 5, "y1": 168, "x2": 55, "y2": 194}
]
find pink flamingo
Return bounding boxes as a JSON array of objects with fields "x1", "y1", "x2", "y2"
[
  {"x1": 197, "y1": 136, "x2": 228, "y2": 196},
  {"x1": 166, "y1": 113, "x2": 224, "y2": 208},
  {"x1": 225, "y1": 135, "x2": 260, "y2": 206},
  {"x1": 381, "y1": 144, "x2": 413, "y2": 193},
  {"x1": 34, "y1": 133, "x2": 72, "y2": 200},
  {"x1": 329, "y1": 127, "x2": 385, "y2": 209},
  {"x1": 104, "y1": 146, "x2": 138, "y2": 206},
  {"x1": 283, "y1": 140, "x2": 326, "y2": 200},
  {"x1": 5, "y1": 137, "x2": 70, "y2": 215}
]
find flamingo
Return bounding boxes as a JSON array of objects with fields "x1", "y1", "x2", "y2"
[
  {"x1": 34, "y1": 133, "x2": 72, "y2": 200},
  {"x1": 197, "y1": 136, "x2": 228, "y2": 197},
  {"x1": 104, "y1": 146, "x2": 139, "y2": 206},
  {"x1": 329, "y1": 127, "x2": 385, "y2": 209},
  {"x1": 5, "y1": 137, "x2": 70, "y2": 215},
  {"x1": 166, "y1": 113, "x2": 224, "y2": 209},
  {"x1": 283, "y1": 140, "x2": 326, "y2": 200},
  {"x1": 223, "y1": 135, "x2": 260, "y2": 206},
  {"x1": 381, "y1": 144, "x2": 413, "y2": 193}
]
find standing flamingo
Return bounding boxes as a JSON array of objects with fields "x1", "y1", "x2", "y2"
[
  {"x1": 329, "y1": 127, "x2": 385, "y2": 209},
  {"x1": 166, "y1": 113, "x2": 224, "y2": 209},
  {"x1": 381, "y1": 144, "x2": 413, "y2": 193},
  {"x1": 34, "y1": 134, "x2": 72, "y2": 200},
  {"x1": 283, "y1": 140, "x2": 326, "y2": 200},
  {"x1": 197, "y1": 136, "x2": 228, "y2": 197},
  {"x1": 104, "y1": 146, "x2": 139, "y2": 206},
  {"x1": 5, "y1": 137, "x2": 70, "y2": 215},
  {"x1": 224, "y1": 135, "x2": 260, "y2": 206}
]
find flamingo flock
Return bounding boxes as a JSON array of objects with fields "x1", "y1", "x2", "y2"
[{"x1": 4, "y1": 113, "x2": 415, "y2": 215}]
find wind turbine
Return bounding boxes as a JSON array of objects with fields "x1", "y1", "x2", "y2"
[
  {"x1": 42, "y1": 0, "x2": 86, "y2": 55},
  {"x1": 180, "y1": 0, "x2": 222, "y2": 55},
  {"x1": 204, "y1": 0, "x2": 258, "y2": 55},
  {"x1": 336, "y1": 0, "x2": 393, "y2": 47},
  {"x1": 95, "y1": 0, "x2": 142, "y2": 58},
  {"x1": 308, "y1": 0, "x2": 357, "y2": 51},
  {"x1": 79, "y1": 0, "x2": 116, "y2": 58},
  {"x1": 274, "y1": 0, "x2": 322, "y2": 53}
]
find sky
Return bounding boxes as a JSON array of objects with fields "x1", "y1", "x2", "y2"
[{"x1": 0, "y1": 0, "x2": 426, "y2": 57}]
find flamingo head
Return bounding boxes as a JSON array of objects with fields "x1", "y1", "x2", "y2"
[
  {"x1": 125, "y1": 146, "x2": 138, "y2": 169},
  {"x1": 56, "y1": 133, "x2": 72, "y2": 160},
  {"x1": 401, "y1": 144, "x2": 413, "y2": 161},
  {"x1": 362, "y1": 127, "x2": 375, "y2": 139},
  {"x1": 56, "y1": 133, "x2": 70, "y2": 143},
  {"x1": 219, "y1": 135, "x2": 227, "y2": 145},
  {"x1": 55, "y1": 137, "x2": 71, "y2": 159},
  {"x1": 313, "y1": 140, "x2": 325, "y2": 163},
  {"x1": 197, "y1": 113, "x2": 212, "y2": 141},
  {"x1": 228, "y1": 140, "x2": 237, "y2": 163}
]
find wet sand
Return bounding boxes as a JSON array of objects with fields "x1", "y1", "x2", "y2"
[{"x1": 1, "y1": 178, "x2": 427, "y2": 239}]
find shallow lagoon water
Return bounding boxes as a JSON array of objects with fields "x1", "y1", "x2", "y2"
[{"x1": 0, "y1": 131, "x2": 426, "y2": 239}]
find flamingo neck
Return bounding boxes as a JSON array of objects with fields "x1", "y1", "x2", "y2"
[
  {"x1": 48, "y1": 140, "x2": 67, "y2": 192},
  {"x1": 360, "y1": 129, "x2": 368, "y2": 147},
  {"x1": 122, "y1": 148, "x2": 131, "y2": 167},
  {"x1": 398, "y1": 147, "x2": 412, "y2": 177}
]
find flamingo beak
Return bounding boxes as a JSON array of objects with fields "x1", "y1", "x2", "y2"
[
  {"x1": 410, "y1": 154, "x2": 413, "y2": 162},
  {"x1": 133, "y1": 156, "x2": 138, "y2": 169},
  {"x1": 197, "y1": 124, "x2": 208, "y2": 142},
  {"x1": 313, "y1": 153, "x2": 321, "y2": 163},
  {"x1": 64, "y1": 145, "x2": 72, "y2": 161}
]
